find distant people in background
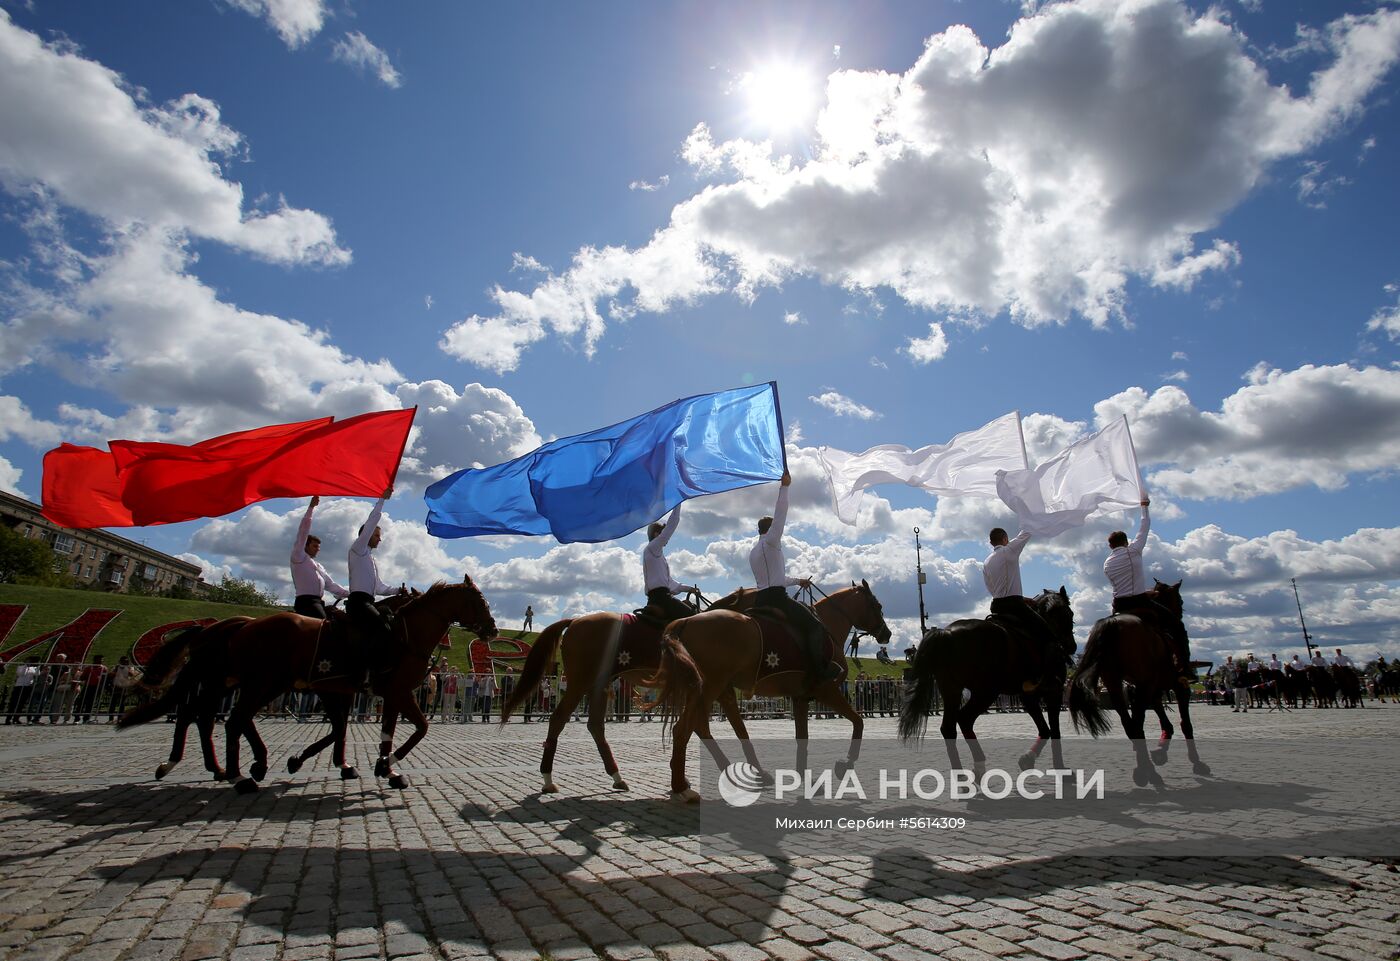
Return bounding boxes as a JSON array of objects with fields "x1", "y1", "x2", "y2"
[
  {"x1": 50, "y1": 655, "x2": 78, "y2": 724},
  {"x1": 5, "y1": 661, "x2": 36, "y2": 723},
  {"x1": 1311, "y1": 650, "x2": 1327, "y2": 669},
  {"x1": 522, "y1": 606, "x2": 534, "y2": 632},
  {"x1": 76, "y1": 654, "x2": 106, "y2": 723},
  {"x1": 460, "y1": 672, "x2": 477, "y2": 723},
  {"x1": 478, "y1": 672, "x2": 497, "y2": 722},
  {"x1": 1289, "y1": 654, "x2": 1306, "y2": 673},
  {"x1": 1268, "y1": 653, "x2": 1281, "y2": 672}
]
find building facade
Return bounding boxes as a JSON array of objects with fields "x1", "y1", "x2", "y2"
[{"x1": 0, "y1": 490, "x2": 205, "y2": 595}]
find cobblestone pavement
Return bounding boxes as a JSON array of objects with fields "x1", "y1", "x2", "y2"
[{"x1": 1, "y1": 705, "x2": 1397, "y2": 961}]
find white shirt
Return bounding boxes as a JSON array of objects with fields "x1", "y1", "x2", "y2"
[
  {"x1": 750, "y1": 486, "x2": 801, "y2": 590},
  {"x1": 1311, "y1": 653, "x2": 1327, "y2": 668},
  {"x1": 983, "y1": 531, "x2": 1031, "y2": 599},
  {"x1": 642, "y1": 506, "x2": 684, "y2": 594},
  {"x1": 1332, "y1": 653, "x2": 1354, "y2": 669},
  {"x1": 16, "y1": 664, "x2": 37, "y2": 687},
  {"x1": 1247, "y1": 660, "x2": 1260, "y2": 672},
  {"x1": 290, "y1": 503, "x2": 349, "y2": 600},
  {"x1": 1289, "y1": 657, "x2": 1305, "y2": 672},
  {"x1": 1268, "y1": 657, "x2": 1280, "y2": 671},
  {"x1": 1103, "y1": 507, "x2": 1150, "y2": 598},
  {"x1": 348, "y1": 496, "x2": 394, "y2": 596}
]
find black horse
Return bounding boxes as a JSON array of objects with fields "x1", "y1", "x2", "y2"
[{"x1": 898, "y1": 588, "x2": 1075, "y2": 772}]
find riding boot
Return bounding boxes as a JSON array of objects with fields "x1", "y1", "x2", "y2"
[{"x1": 1174, "y1": 627, "x2": 1197, "y2": 684}]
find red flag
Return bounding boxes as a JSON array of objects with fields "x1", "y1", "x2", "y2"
[
  {"x1": 41, "y1": 408, "x2": 416, "y2": 528},
  {"x1": 41, "y1": 444, "x2": 136, "y2": 528}
]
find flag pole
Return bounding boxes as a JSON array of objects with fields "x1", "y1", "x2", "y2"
[
  {"x1": 1014, "y1": 410, "x2": 1030, "y2": 470},
  {"x1": 769, "y1": 381, "x2": 788, "y2": 473},
  {"x1": 389, "y1": 406, "x2": 418, "y2": 488},
  {"x1": 1121, "y1": 414, "x2": 1145, "y2": 498}
]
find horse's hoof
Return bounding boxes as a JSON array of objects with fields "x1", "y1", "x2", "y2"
[
  {"x1": 612, "y1": 777, "x2": 629, "y2": 792},
  {"x1": 212, "y1": 769, "x2": 227, "y2": 782},
  {"x1": 388, "y1": 774, "x2": 408, "y2": 790},
  {"x1": 670, "y1": 788, "x2": 701, "y2": 804},
  {"x1": 1132, "y1": 766, "x2": 1150, "y2": 787},
  {"x1": 249, "y1": 760, "x2": 268, "y2": 782},
  {"x1": 1193, "y1": 762, "x2": 1212, "y2": 777},
  {"x1": 542, "y1": 781, "x2": 559, "y2": 794},
  {"x1": 756, "y1": 769, "x2": 775, "y2": 787},
  {"x1": 373, "y1": 758, "x2": 391, "y2": 778},
  {"x1": 1017, "y1": 753, "x2": 1035, "y2": 771},
  {"x1": 234, "y1": 778, "x2": 259, "y2": 795},
  {"x1": 1150, "y1": 750, "x2": 1168, "y2": 766},
  {"x1": 155, "y1": 763, "x2": 172, "y2": 780},
  {"x1": 286, "y1": 756, "x2": 302, "y2": 775},
  {"x1": 341, "y1": 766, "x2": 359, "y2": 780}
]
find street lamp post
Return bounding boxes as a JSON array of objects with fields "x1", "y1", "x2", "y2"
[{"x1": 914, "y1": 527, "x2": 928, "y2": 637}]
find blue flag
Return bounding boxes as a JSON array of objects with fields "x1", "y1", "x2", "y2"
[{"x1": 425, "y1": 382, "x2": 786, "y2": 543}]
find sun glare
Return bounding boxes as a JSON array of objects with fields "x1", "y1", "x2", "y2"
[{"x1": 740, "y1": 62, "x2": 818, "y2": 133}]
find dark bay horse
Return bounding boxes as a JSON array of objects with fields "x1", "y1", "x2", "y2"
[
  {"x1": 898, "y1": 588, "x2": 1075, "y2": 773},
  {"x1": 1068, "y1": 580, "x2": 1208, "y2": 785},
  {"x1": 141, "y1": 578, "x2": 494, "y2": 793},
  {"x1": 644, "y1": 581, "x2": 893, "y2": 803}
]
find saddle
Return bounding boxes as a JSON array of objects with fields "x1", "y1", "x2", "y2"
[
  {"x1": 611, "y1": 614, "x2": 664, "y2": 678},
  {"x1": 751, "y1": 617, "x2": 836, "y2": 687}
]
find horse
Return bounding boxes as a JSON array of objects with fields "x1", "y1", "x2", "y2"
[
  {"x1": 159, "y1": 577, "x2": 495, "y2": 793},
  {"x1": 1306, "y1": 665, "x2": 1338, "y2": 708},
  {"x1": 642, "y1": 581, "x2": 893, "y2": 803},
  {"x1": 898, "y1": 588, "x2": 1075, "y2": 774},
  {"x1": 1332, "y1": 666, "x2": 1364, "y2": 709},
  {"x1": 119, "y1": 616, "x2": 255, "y2": 781},
  {"x1": 1067, "y1": 580, "x2": 1208, "y2": 785}
]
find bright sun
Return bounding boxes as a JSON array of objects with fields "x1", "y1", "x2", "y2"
[{"x1": 740, "y1": 62, "x2": 818, "y2": 133}]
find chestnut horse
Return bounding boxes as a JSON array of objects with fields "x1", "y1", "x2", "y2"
[
  {"x1": 1068, "y1": 580, "x2": 1209, "y2": 785},
  {"x1": 201, "y1": 577, "x2": 494, "y2": 793},
  {"x1": 897, "y1": 587, "x2": 1075, "y2": 774},
  {"x1": 645, "y1": 581, "x2": 893, "y2": 802}
]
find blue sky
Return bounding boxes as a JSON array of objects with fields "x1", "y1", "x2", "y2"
[{"x1": 2, "y1": 0, "x2": 1399, "y2": 664}]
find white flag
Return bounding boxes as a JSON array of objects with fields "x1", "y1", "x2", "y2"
[
  {"x1": 817, "y1": 412, "x2": 1028, "y2": 525},
  {"x1": 995, "y1": 416, "x2": 1142, "y2": 537}
]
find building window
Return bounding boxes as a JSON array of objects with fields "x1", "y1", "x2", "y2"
[
  {"x1": 53, "y1": 534, "x2": 75, "y2": 554},
  {"x1": 99, "y1": 550, "x2": 108, "y2": 564},
  {"x1": 107, "y1": 571, "x2": 124, "y2": 585},
  {"x1": 88, "y1": 544, "x2": 97, "y2": 558},
  {"x1": 84, "y1": 566, "x2": 92, "y2": 579},
  {"x1": 142, "y1": 563, "x2": 157, "y2": 580}
]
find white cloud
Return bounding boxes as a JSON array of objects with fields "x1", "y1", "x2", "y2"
[
  {"x1": 440, "y1": 1, "x2": 1400, "y2": 371},
  {"x1": 1163, "y1": 369, "x2": 1190, "y2": 383},
  {"x1": 783, "y1": 310, "x2": 804, "y2": 325},
  {"x1": 424, "y1": 295, "x2": 434, "y2": 310},
  {"x1": 330, "y1": 31, "x2": 402, "y2": 89},
  {"x1": 0, "y1": 14, "x2": 349, "y2": 266},
  {"x1": 0, "y1": 453, "x2": 23, "y2": 496},
  {"x1": 1171, "y1": 350, "x2": 1190, "y2": 361},
  {"x1": 1367, "y1": 288, "x2": 1400, "y2": 341},
  {"x1": 628, "y1": 175, "x2": 670, "y2": 192},
  {"x1": 224, "y1": 0, "x2": 327, "y2": 48},
  {"x1": 1295, "y1": 159, "x2": 1350, "y2": 209},
  {"x1": 809, "y1": 390, "x2": 880, "y2": 420},
  {"x1": 1095, "y1": 362, "x2": 1400, "y2": 500},
  {"x1": 903, "y1": 322, "x2": 948, "y2": 364},
  {"x1": 393, "y1": 380, "x2": 541, "y2": 492}
]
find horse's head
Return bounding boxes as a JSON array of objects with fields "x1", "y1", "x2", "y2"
[
  {"x1": 423, "y1": 574, "x2": 497, "y2": 639},
  {"x1": 1034, "y1": 586, "x2": 1076, "y2": 652},
  {"x1": 1153, "y1": 578, "x2": 1184, "y2": 617},
  {"x1": 847, "y1": 578, "x2": 893, "y2": 645}
]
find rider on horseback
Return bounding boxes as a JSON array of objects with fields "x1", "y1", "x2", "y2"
[
  {"x1": 347, "y1": 485, "x2": 401, "y2": 686},
  {"x1": 1104, "y1": 497, "x2": 1195, "y2": 684},
  {"x1": 290, "y1": 495, "x2": 348, "y2": 619},
  {"x1": 983, "y1": 527, "x2": 1060, "y2": 693},
  {"x1": 751, "y1": 471, "x2": 840, "y2": 692},
  {"x1": 642, "y1": 504, "x2": 698, "y2": 624}
]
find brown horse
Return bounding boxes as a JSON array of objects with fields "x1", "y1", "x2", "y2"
[
  {"x1": 644, "y1": 581, "x2": 893, "y2": 802},
  {"x1": 211, "y1": 577, "x2": 496, "y2": 793},
  {"x1": 1068, "y1": 580, "x2": 1209, "y2": 785}
]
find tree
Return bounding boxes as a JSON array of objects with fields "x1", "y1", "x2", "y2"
[
  {"x1": 206, "y1": 574, "x2": 281, "y2": 608},
  {"x1": 0, "y1": 525, "x2": 58, "y2": 584}
]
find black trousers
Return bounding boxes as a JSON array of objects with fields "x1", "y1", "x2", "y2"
[
  {"x1": 755, "y1": 586, "x2": 830, "y2": 675},
  {"x1": 347, "y1": 591, "x2": 391, "y2": 673},
  {"x1": 646, "y1": 588, "x2": 694, "y2": 623},
  {"x1": 990, "y1": 595, "x2": 1057, "y2": 678},
  {"x1": 1113, "y1": 593, "x2": 1191, "y2": 666},
  {"x1": 294, "y1": 595, "x2": 328, "y2": 619}
]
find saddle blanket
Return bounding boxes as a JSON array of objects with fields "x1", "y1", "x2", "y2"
[
  {"x1": 751, "y1": 615, "x2": 836, "y2": 687},
  {"x1": 610, "y1": 614, "x2": 664, "y2": 679}
]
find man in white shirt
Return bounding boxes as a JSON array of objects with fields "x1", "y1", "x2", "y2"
[
  {"x1": 1268, "y1": 654, "x2": 1281, "y2": 673},
  {"x1": 1332, "y1": 648, "x2": 1354, "y2": 670},
  {"x1": 750, "y1": 471, "x2": 836, "y2": 690},
  {"x1": 983, "y1": 527, "x2": 1058, "y2": 693},
  {"x1": 1288, "y1": 654, "x2": 1306, "y2": 674},
  {"x1": 291, "y1": 496, "x2": 349, "y2": 618},
  {"x1": 1311, "y1": 651, "x2": 1328, "y2": 669},
  {"x1": 642, "y1": 504, "x2": 698, "y2": 624},
  {"x1": 348, "y1": 486, "x2": 401, "y2": 682},
  {"x1": 1103, "y1": 497, "x2": 1194, "y2": 683}
]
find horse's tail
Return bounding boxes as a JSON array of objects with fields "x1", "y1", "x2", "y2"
[
  {"x1": 897, "y1": 628, "x2": 946, "y2": 743},
  {"x1": 136, "y1": 623, "x2": 209, "y2": 690},
  {"x1": 500, "y1": 619, "x2": 571, "y2": 723},
  {"x1": 642, "y1": 620, "x2": 704, "y2": 736},
  {"x1": 1068, "y1": 619, "x2": 1114, "y2": 737}
]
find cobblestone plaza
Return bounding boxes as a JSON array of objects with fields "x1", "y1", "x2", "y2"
[{"x1": 2, "y1": 707, "x2": 1397, "y2": 961}]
